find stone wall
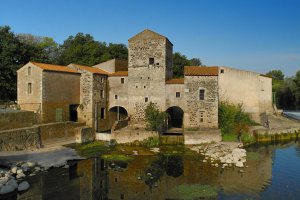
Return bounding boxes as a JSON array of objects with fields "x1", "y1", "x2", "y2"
[
  {"x1": 184, "y1": 76, "x2": 218, "y2": 128},
  {"x1": 42, "y1": 71, "x2": 80, "y2": 123},
  {"x1": 75, "y1": 126, "x2": 94, "y2": 143},
  {"x1": 112, "y1": 129, "x2": 158, "y2": 144},
  {"x1": 128, "y1": 31, "x2": 172, "y2": 121},
  {"x1": 108, "y1": 76, "x2": 128, "y2": 111},
  {"x1": 218, "y1": 67, "x2": 273, "y2": 122},
  {"x1": 17, "y1": 63, "x2": 43, "y2": 113},
  {"x1": 0, "y1": 127, "x2": 40, "y2": 151},
  {"x1": 0, "y1": 110, "x2": 37, "y2": 131},
  {"x1": 165, "y1": 83, "x2": 185, "y2": 109},
  {"x1": 93, "y1": 59, "x2": 128, "y2": 73},
  {"x1": 184, "y1": 129, "x2": 221, "y2": 145}
]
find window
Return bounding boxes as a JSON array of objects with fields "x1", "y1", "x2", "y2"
[
  {"x1": 176, "y1": 92, "x2": 180, "y2": 98},
  {"x1": 115, "y1": 95, "x2": 118, "y2": 99},
  {"x1": 136, "y1": 86, "x2": 138, "y2": 88},
  {"x1": 200, "y1": 112, "x2": 204, "y2": 122},
  {"x1": 121, "y1": 78, "x2": 124, "y2": 84},
  {"x1": 149, "y1": 58, "x2": 154, "y2": 65},
  {"x1": 100, "y1": 108, "x2": 105, "y2": 119},
  {"x1": 100, "y1": 90, "x2": 104, "y2": 99},
  {"x1": 199, "y1": 89, "x2": 205, "y2": 100},
  {"x1": 156, "y1": 63, "x2": 159, "y2": 66},
  {"x1": 28, "y1": 83, "x2": 32, "y2": 94},
  {"x1": 28, "y1": 67, "x2": 31, "y2": 75},
  {"x1": 220, "y1": 69, "x2": 224, "y2": 73},
  {"x1": 148, "y1": 77, "x2": 150, "y2": 80},
  {"x1": 55, "y1": 108, "x2": 63, "y2": 122},
  {"x1": 144, "y1": 86, "x2": 146, "y2": 88},
  {"x1": 145, "y1": 97, "x2": 148, "y2": 102}
]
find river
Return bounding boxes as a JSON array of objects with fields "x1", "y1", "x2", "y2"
[{"x1": 2, "y1": 141, "x2": 300, "y2": 200}]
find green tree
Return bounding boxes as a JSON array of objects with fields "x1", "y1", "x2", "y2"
[
  {"x1": 107, "y1": 43, "x2": 128, "y2": 60},
  {"x1": 173, "y1": 52, "x2": 202, "y2": 78},
  {"x1": 266, "y1": 70, "x2": 284, "y2": 80},
  {"x1": 145, "y1": 102, "x2": 167, "y2": 133}
]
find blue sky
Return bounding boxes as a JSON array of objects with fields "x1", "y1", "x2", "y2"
[{"x1": 1, "y1": 0, "x2": 299, "y2": 76}]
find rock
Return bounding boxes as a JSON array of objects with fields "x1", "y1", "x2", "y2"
[
  {"x1": 27, "y1": 162, "x2": 36, "y2": 168},
  {"x1": 34, "y1": 166, "x2": 41, "y2": 172},
  {"x1": 21, "y1": 163, "x2": 29, "y2": 172},
  {"x1": 0, "y1": 177, "x2": 9, "y2": 185},
  {"x1": 0, "y1": 184, "x2": 15, "y2": 194},
  {"x1": 132, "y1": 150, "x2": 138, "y2": 155},
  {"x1": 235, "y1": 161, "x2": 244, "y2": 168},
  {"x1": 16, "y1": 169, "x2": 23, "y2": 175},
  {"x1": 18, "y1": 181, "x2": 30, "y2": 192},
  {"x1": 203, "y1": 159, "x2": 207, "y2": 163},
  {"x1": 11, "y1": 166, "x2": 18, "y2": 174},
  {"x1": 147, "y1": 173, "x2": 152, "y2": 176},
  {"x1": 29, "y1": 173, "x2": 36, "y2": 177},
  {"x1": 137, "y1": 176, "x2": 141, "y2": 180},
  {"x1": 6, "y1": 179, "x2": 18, "y2": 189},
  {"x1": 239, "y1": 169, "x2": 245, "y2": 173},
  {"x1": 16, "y1": 172, "x2": 25, "y2": 179},
  {"x1": 63, "y1": 165, "x2": 69, "y2": 169}
]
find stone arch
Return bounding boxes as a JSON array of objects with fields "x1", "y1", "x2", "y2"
[
  {"x1": 166, "y1": 106, "x2": 184, "y2": 129},
  {"x1": 108, "y1": 106, "x2": 128, "y2": 121}
]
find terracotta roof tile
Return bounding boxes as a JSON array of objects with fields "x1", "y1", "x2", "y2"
[
  {"x1": 109, "y1": 71, "x2": 128, "y2": 77},
  {"x1": 184, "y1": 66, "x2": 219, "y2": 76},
  {"x1": 166, "y1": 78, "x2": 184, "y2": 84},
  {"x1": 30, "y1": 62, "x2": 79, "y2": 74},
  {"x1": 69, "y1": 63, "x2": 109, "y2": 75}
]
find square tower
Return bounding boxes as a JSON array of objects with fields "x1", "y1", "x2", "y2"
[{"x1": 128, "y1": 29, "x2": 173, "y2": 121}]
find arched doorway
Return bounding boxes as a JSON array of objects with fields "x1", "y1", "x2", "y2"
[
  {"x1": 166, "y1": 106, "x2": 184, "y2": 129},
  {"x1": 108, "y1": 106, "x2": 128, "y2": 121}
]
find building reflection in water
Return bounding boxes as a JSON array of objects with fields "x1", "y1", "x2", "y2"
[{"x1": 13, "y1": 144, "x2": 278, "y2": 200}]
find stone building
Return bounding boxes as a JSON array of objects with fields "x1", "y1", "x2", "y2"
[
  {"x1": 17, "y1": 29, "x2": 273, "y2": 134},
  {"x1": 17, "y1": 62, "x2": 80, "y2": 123}
]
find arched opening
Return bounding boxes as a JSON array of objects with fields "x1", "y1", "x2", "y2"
[
  {"x1": 108, "y1": 106, "x2": 128, "y2": 121},
  {"x1": 166, "y1": 106, "x2": 184, "y2": 129}
]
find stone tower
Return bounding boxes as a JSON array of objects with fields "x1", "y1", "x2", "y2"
[{"x1": 127, "y1": 29, "x2": 173, "y2": 121}]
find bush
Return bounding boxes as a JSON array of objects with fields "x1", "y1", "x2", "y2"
[
  {"x1": 219, "y1": 101, "x2": 257, "y2": 139},
  {"x1": 145, "y1": 102, "x2": 167, "y2": 133},
  {"x1": 141, "y1": 136, "x2": 160, "y2": 147}
]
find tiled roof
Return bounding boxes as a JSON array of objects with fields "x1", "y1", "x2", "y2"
[
  {"x1": 30, "y1": 62, "x2": 79, "y2": 74},
  {"x1": 69, "y1": 63, "x2": 109, "y2": 75},
  {"x1": 166, "y1": 78, "x2": 184, "y2": 84},
  {"x1": 184, "y1": 66, "x2": 219, "y2": 76},
  {"x1": 109, "y1": 71, "x2": 128, "y2": 77}
]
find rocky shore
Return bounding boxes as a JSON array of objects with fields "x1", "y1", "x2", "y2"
[{"x1": 189, "y1": 142, "x2": 247, "y2": 168}]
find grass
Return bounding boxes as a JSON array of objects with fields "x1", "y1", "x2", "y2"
[
  {"x1": 73, "y1": 141, "x2": 111, "y2": 158},
  {"x1": 101, "y1": 154, "x2": 133, "y2": 162},
  {"x1": 222, "y1": 133, "x2": 237, "y2": 142}
]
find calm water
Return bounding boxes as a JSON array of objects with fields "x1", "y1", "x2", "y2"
[{"x1": 3, "y1": 141, "x2": 300, "y2": 200}]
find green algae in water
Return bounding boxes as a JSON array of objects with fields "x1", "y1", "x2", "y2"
[
  {"x1": 75, "y1": 141, "x2": 111, "y2": 157},
  {"x1": 102, "y1": 154, "x2": 133, "y2": 162},
  {"x1": 172, "y1": 184, "x2": 218, "y2": 199},
  {"x1": 247, "y1": 152, "x2": 261, "y2": 161}
]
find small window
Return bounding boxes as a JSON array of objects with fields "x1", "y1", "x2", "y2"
[
  {"x1": 100, "y1": 108, "x2": 105, "y2": 119},
  {"x1": 121, "y1": 78, "x2": 124, "y2": 84},
  {"x1": 120, "y1": 194, "x2": 124, "y2": 199},
  {"x1": 136, "y1": 86, "x2": 138, "y2": 88},
  {"x1": 115, "y1": 95, "x2": 118, "y2": 100},
  {"x1": 176, "y1": 92, "x2": 180, "y2": 98},
  {"x1": 28, "y1": 83, "x2": 32, "y2": 94},
  {"x1": 200, "y1": 112, "x2": 204, "y2": 122},
  {"x1": 148, "y1": 77, "x2": 150, "y2": 79},
  {"x1": 156, "y1": 63, "x2": 159, "y2": 66},
  {"x1": 55, "y1": 108, "x2": 63, "y2": 122},
  {"x1": 149, "y1": 58, "x2": 154, "y2": 65},
  {"x1": 199, "y1": 89, "x2": 205, "y2": 100},
  {"x1": 145, "y1": 97, "x2": 148, "y2": 102},
  {"x1": 28, "y1": 67, "x2": 31, "y2": 75},
  {"x1": 220, "y1": 69, "x2": 224, "y2": 73},
  {"x1": 144, "y1": 86, "x2": 146, "y2": 88},
  {"x1": 100, "y1": 90, "x2": 104, "y2": 99},
  {"x1": 114, "y1": 178, "x2": 118, "y2": 182}
]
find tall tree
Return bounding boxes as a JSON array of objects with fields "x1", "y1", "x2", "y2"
[{"x1": 173, "y1": 52, "x2": 202, "y2": 78}]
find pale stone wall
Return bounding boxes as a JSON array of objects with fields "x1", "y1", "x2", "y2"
[
  {"x1": 128, "y1": 35, "x2": 172, "y2": 121},
  {"x1": 17, "y1": 63, "x2": 43, "y2": 112},
  {"x1": 42, "y1": 71, "x2": 80, "y2": 122},
  {"x1": 112, "y1": 129, "x2": 158, "y2": 144},
  {"x1": 184, "y1": 76, "x2": 218, "y2": 128},
  {"x1": 93, "y1": 59, "x2": 128, "y2": 73},
  {"x1": 165, "y1": 84, "x2": 185, "y2": 109},
  {"x1": 108, "y1": 76, "x2": 128, "y2": 110},
  {"x1": 218, "y1": 67, "x2": 273, "y2": 121}
]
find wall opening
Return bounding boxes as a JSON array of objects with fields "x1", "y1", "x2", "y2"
[
  {"x1": 109, "y1": 106, "x2": 128, "y2": 121},
  {"x1": 69, "y1": 104, "x2": 79, "y2": 122},
  {"x1": 166, "y1": 106, "x2": 184, "y2": 129}
]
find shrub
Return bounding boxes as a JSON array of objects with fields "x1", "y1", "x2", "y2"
[
  {"x1": 219, "y1": 101, "x2": 257, "y2": 139},
  {"x1": 140, "y1": 136, "x2": 160, "y2": 147},
  {"x1": 145, "y1": 102, "x2": 167, "y2": 133}
]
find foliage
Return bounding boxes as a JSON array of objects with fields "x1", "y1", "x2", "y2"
[
  {"x1": 75, "y1": 141, "x2": 110, "y2": 157},
  {"x1": 222, "y1": 133, "x2": 237, "y2": 142},
  {"x1": 266, "y1": 69, "x2": 300, "y2": 110},
  {"x1": 172, "y1": 184, "x2": 217, "y2": 199},
  {"x1": 140, "y1": 136, "x2": 160, "y2": 147},
  {"x1": 101, "y1": 154, "x2": 133, "y2": 162},
  {"x1": 145, "y1": 102, "x2": 168, "y2": 132},
  {"x1": 241, "y1": 132, "x2": 256, "y2": 144},
  {"x1": 219, "y1": 101, "x2": 257, "y2": 138},
  {"x1": 173, "y1": 52, "x2": 202, "y2": 78}
]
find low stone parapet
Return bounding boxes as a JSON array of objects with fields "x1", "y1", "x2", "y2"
[
  {"x1": 75, "y1": 126, "x2": 94, "y2": 143},
  {"x1": 184, "y1": 129, "x2": 221, "y2": 145}
]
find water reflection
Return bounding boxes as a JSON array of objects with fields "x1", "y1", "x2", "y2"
[{"x1": 10, "y1": 142, "x2": 300, "y2": 200}]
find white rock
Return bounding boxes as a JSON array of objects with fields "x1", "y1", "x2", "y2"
[
  {"x1": 16, "y1": 169, "x2": 23, "y2": 175},
  {"x1": 29, "y1": 173, "x2": 36, "y2": 177},
  {"x1": 11, "y1": 166, "x2": 18, "y2": 174},
  {"x1": 0, "y1": 177, "x2": 9, "y2": 185},
  {"x1": 0, "y1": 184, "x2": 15, "y2": 194},
  {"x1": 34, "y1": 166, "x2": 41, "y2": 172},
  {"x1": 16, "y1": 172, "x2": 25, "y2": 179},
  {"x1": 6, "y1": 179, "x2": 18, "y2": 189},
  {"x1": 18, "y1": 181, "x2": 30, "y2": 191},
  {"x1": 235, "y1": 161, "x2": 244, "y2": 168},
  {"x1": 27, "y1": 162, "x2": 36, "y2": 168}
]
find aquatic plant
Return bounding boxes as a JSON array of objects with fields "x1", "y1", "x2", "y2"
[
  {"x1": 140, "y1": 136, "x2": 160, "y2": 147},
  {"x1": 172, "y1": 184, "x2": 218, "y2": 199},
  {"x1": 101, "y1": 154, "x2": 133, "y2": 162}
]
